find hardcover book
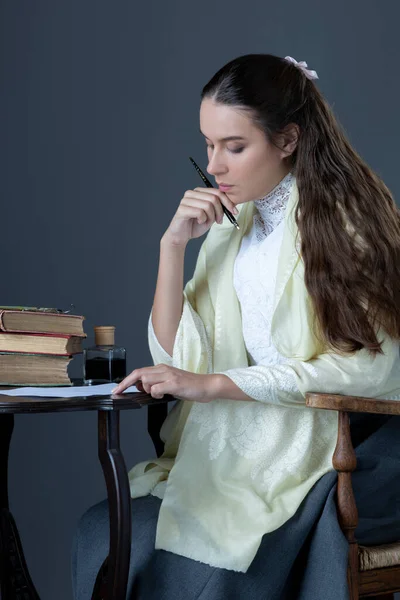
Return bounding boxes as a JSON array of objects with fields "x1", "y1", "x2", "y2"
[
  {"x1": 0, "y1": 332, "x2": 84, "y2": 356},
  {"x1": 0, "y1": 352, "x2": 72, "y2": 385},
  {"x1": 0, "y1": 306, "x2": 85, "y2": 336}
]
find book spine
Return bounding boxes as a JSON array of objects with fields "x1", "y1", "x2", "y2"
[
  {"x1": 0, "y1": 331, "x2": 86, "y2": 339},
  {"x1": 0, "y1": 329, "x2": 87, "y2": 338},
  {"x1": 1, "y1": 310, "x2": 84, "y2": 319},
  {"x1": 0, "y1": 310, "x2": 85, "y2": 335},
  {"x1": 0, "y1": 382, "x2": 73, "y2": 387},
  {"x1": 0, "y1": 350, "x2": 72, "y2": 360},
  {"x1": 0, "y1": 351, "x2": 79, "y2": 357}
]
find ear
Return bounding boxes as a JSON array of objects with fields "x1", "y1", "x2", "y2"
[{"x1": 278, "y1": 123, "x2": 299, "y2": 158}]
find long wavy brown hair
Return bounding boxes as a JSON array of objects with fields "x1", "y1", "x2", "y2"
[{"x1": 201, "y1": 53, "x2": 400, "y2": 356}]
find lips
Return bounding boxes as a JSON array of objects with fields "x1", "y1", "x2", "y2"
[{"x1": 218, "y1": 184, "x2": 233, "y2": 191}]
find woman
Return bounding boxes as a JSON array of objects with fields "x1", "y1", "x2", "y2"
[{"x1": 72, "y1": 54, "x2": 400, "y2": 599}]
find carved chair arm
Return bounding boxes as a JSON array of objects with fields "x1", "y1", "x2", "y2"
[{"x1": 305, "y1": 392, "x2": 400, "y2": 415}]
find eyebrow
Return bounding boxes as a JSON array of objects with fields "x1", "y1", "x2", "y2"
[{"x1": 199, "y1": 128, "x2": 246, "y2": 142}]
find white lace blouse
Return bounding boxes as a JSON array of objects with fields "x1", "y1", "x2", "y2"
[{"x1": 233, "y1": 171, "x2": 294, "y2": 368}]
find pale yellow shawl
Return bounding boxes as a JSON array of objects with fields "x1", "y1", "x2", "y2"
[{"x1": 128, "y1": 180, "x2": 400, "y2": 572}]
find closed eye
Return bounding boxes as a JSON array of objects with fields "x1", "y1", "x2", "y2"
[{"x1": 207, "y1": 145, "x2": 244, "y2": 154}]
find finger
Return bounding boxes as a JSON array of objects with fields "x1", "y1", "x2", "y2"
[
  {"x1": 111, "y1": 370, "x2": 141, "y2": 394},
  {"x1": 183, "y1": 191, "x2": 231, "y2": 224},
  {"x1": 179, "y1": 203, "x2": 215, "y2": 225},
  {"x1": 135, "y1": 380, "x2": 145, "y2": 392},
  {"x1": 193, "y1": 187, "x2": 238, "y2": 215},
  {"x1": 140, "y1": 371, "x2": 171, "y2": 394},
  {"x1": 149, "y1": 383, "x2": 165, "y2": 400},
  {"x1": 181, "y1": 198, "x2": 221, "y2": 224},
  {"x1": 188, "y1": 190, "x2": 231, "y2": 220},
  {"x1": 112, "y1": 365, "x2": 171, "y2": 395}
]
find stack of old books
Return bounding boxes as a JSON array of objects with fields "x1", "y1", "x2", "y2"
[{"x1": 0, "y1": 306, "x2": 86, "y2": 386}]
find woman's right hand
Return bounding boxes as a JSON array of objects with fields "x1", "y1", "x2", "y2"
[{"x1": 162, "y1": 187, "x2": 239, "y2": 248}]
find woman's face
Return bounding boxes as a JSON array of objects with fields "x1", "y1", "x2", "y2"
[{"x1": 199, "y1": 98, "x2": 294, "y2": 206}]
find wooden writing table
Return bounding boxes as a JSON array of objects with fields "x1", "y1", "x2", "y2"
[{"x1": 0, "y1": 384, "x2": 175, "y2": 600}]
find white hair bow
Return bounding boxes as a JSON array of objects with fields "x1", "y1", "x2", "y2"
[{"x1": 284, "y1": 56, "x2": 319, "y2": 80}]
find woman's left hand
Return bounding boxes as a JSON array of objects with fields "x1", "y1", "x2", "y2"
[{"x1": 111, "y1": 364, "x2": 219, "y2": 403}]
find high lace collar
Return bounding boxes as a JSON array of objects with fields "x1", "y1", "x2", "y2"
[{"x1": 253, "y1": 171, "x2": 295, "y2": 241}]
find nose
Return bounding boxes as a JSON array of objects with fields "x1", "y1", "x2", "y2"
[{"x1": 206, "y1": 152, "x2": 228, "y2": 178}]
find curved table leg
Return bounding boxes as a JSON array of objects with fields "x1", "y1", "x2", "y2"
[
  {"x1": 0, "y1": 413, "x2": 40, "y2": 599},
  {"x1": 92, "y1": 410, "x2": 131, "y2": 600},
  {"x1": 147, "y1": 403, "x2": 167, "y2": 458}
]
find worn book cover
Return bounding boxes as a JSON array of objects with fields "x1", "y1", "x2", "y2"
[
  {"x1": 0, "y1": 352, "x2": 72, "y2": 385},
  {"x1": 0, "y1": 306, "x2": 85, "y2": 336},
  {"x1": 0, "y1": 331, "x2": 84, "y2": 355}
]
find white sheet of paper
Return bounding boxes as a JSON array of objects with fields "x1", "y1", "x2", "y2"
[{"x1": 0, "y1": 383, "x2": 138, "y2": 397}]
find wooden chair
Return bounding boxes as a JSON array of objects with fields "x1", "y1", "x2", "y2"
[{"x1": 305, "y1": 392, "x2": 400, "y2": 600}]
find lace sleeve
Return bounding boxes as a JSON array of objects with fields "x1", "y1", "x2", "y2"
[{"x1": 218, "y1": 334, "x2": 400, "y2": 409}]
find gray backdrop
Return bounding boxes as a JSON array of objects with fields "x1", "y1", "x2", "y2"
[{"x1": 1, "y1": 1, "x2": 399, "y2": 599}]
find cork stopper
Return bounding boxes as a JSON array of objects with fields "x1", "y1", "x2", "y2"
[{"x1": 94, "y1": 326, "x2": 115, "y2": 346}]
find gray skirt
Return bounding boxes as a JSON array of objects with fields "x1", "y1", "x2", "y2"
[{"x1": 71, "y1": 413, "x2": 400, "y2": 600}]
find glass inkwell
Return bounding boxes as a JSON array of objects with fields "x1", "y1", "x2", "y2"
[{"x1": 83, "y1": 326, "x2": 126, "y2": 385}]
